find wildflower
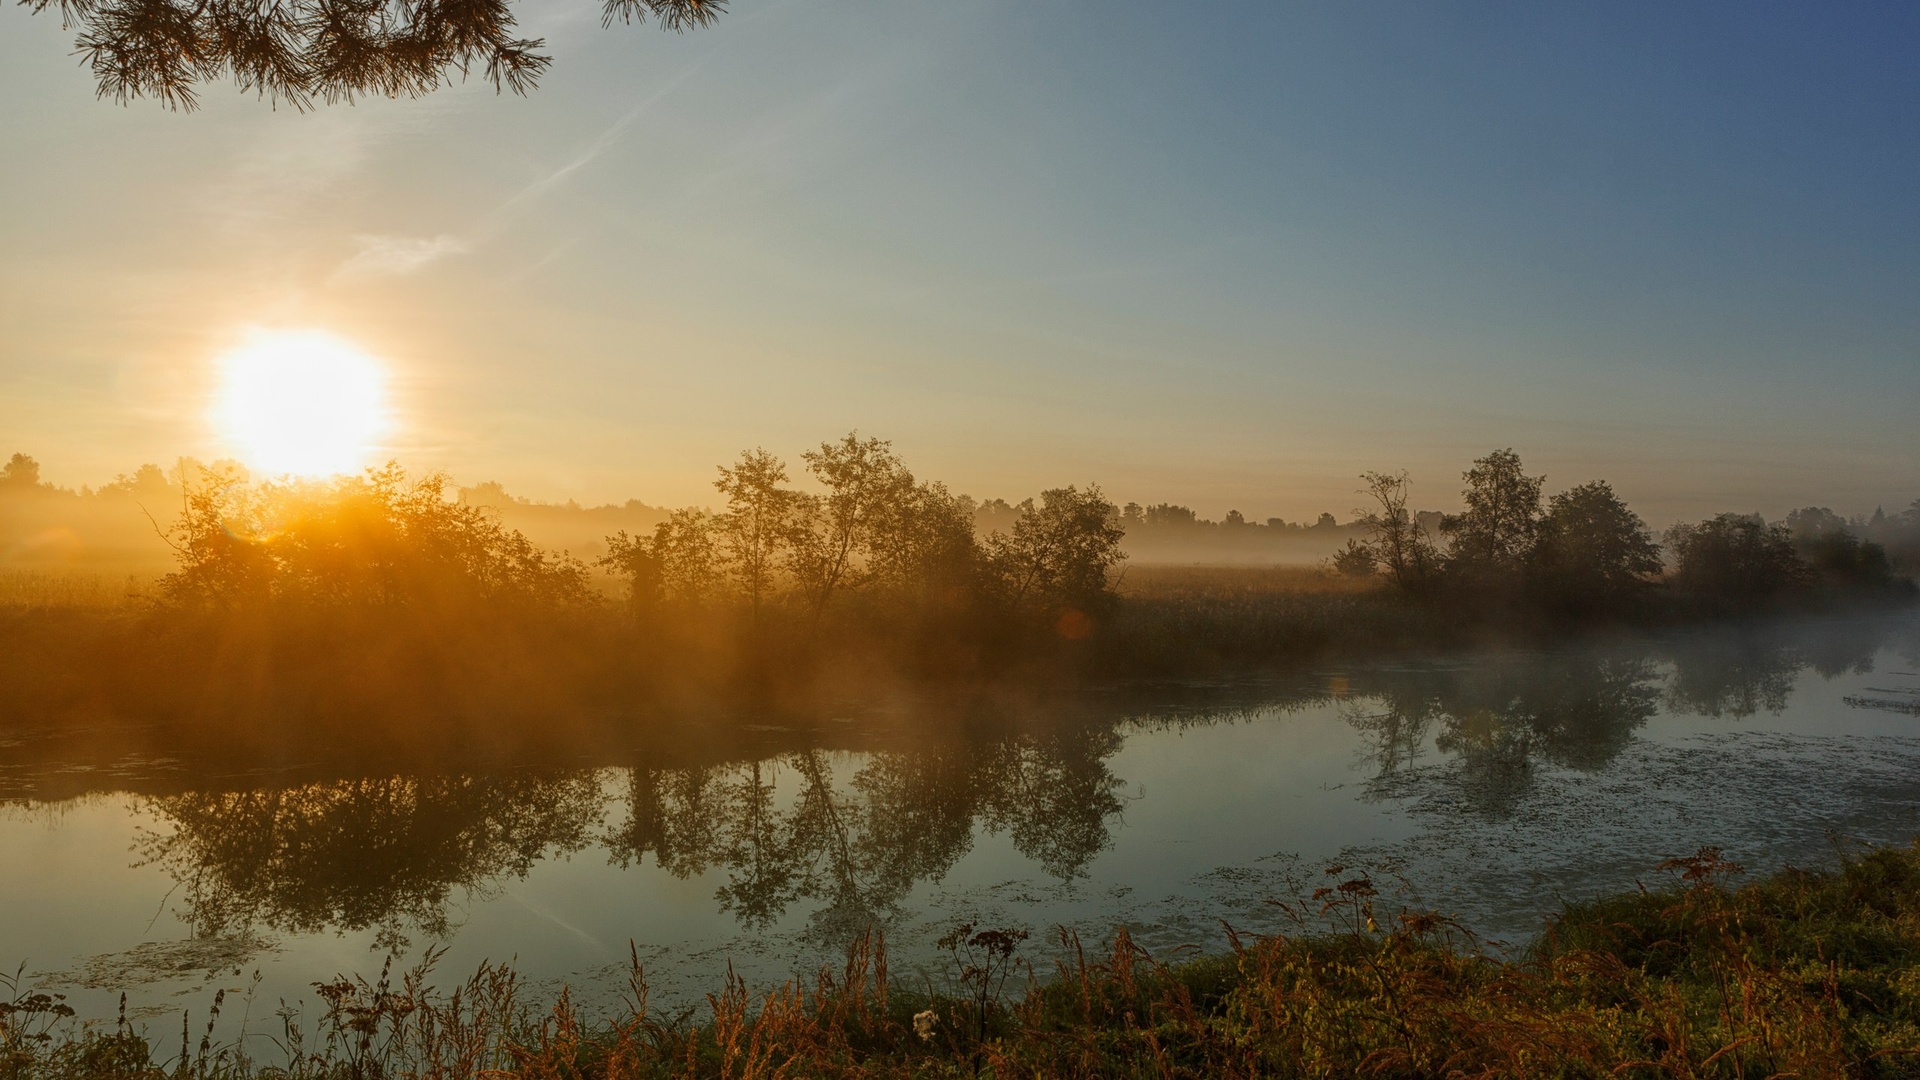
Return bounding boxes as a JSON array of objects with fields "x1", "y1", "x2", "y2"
[{"x1": 913, "y1": 1009, "x2": 938, "y2": 1042}]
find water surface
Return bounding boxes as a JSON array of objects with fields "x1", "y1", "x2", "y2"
[{"x1": 4, "y1": 612, "x2": 1918, "y2": 1029}]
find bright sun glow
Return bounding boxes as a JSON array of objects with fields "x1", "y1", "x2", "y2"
[{"x1": 212, "y1": 330, "x2": 392, "y2": 478}]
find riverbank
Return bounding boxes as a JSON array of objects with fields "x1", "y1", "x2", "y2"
[
  {"x1": 7, "y1": 840, "x2": 1920, "y2": 1078},
  {"x1": 1, "y1": 563, "x2": 1912, "y2": 742}
]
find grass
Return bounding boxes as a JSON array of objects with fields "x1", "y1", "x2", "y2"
[
  {"x1": 10, "y1": 841, "x2": 1920, "y2": 1077},
  {"x1": 1114, "y1": 564, "x2": 1376, "y2": 599},
  {"x1": 0, "y1": 571, "x2": 154, "y2": 611}
]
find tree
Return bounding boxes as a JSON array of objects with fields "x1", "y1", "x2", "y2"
[
  {"x1": 1354, "y1": 470, "x2": 1438, "y2": 591},
  {"x1": 1784, "y1": 506, "x2": 1893, "y2": 591},
  {"x1": 23, "y1": 0, "x2": 724, "y2": 110},
  {"x1": 983, "y1": 485, "x2": 1126, "y2": 614},
  {"x1": 1527, "y1": 480, "x2": 1661, "y2": 613},
  {"x1": 791, "y1": 433, "x2": 914, "y2": 618},
  {"x1": 600, "y1": 508, "x2": 720, "y2": 615},
  {"x1": 866, "y1": 480, "x2": 980, "y2": 601},
  {"x1": 1143, "y1": 503, "x2": 1198, "y2": 528},
  {"x1": 1664, "y1": 513, "x2": 1811, "y2": 610},
  {"x1": 158, "y1": 462, "x2": 275, "y2": 606},
  {"x1": 713, "y1": 448, "x2": 801, "y2": 621},
  {"x1": 157, "y1": 462, "x2": 590, "y2": 610},
  {"x1": 1442, "y1": 448, "x2": 1543, "y2": 575},
  {"x1": 0, "y1": 453, "x2": 42, "y2": 490},
  {"x1": 1331, "y1": 538, "x2": 1378, "y2": 578},
  {"x1": 97, "y1": 462, "x2": 173, "y2": 501}
]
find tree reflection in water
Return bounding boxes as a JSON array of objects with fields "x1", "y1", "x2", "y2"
[
  {"x1": 135, "y1": 729, "x2": 1126, "y2": 949},
  {"x1": 137, "y1": 772, "x2": 607, "y2": 951},
  {"x1": 1342, "y1": 618, "x2": 1902, "y2": 817},
  {"x1": 1662, "y1": 621, "x2": 1883, "y2": 718},
  {"x1": 1343, "y1": 654, "x2": 1661, "y2": 816},
  {"x1": 123, "y1": 618, "x2": 1903, "y2": 947},
  {"x1": 607, "y1": 728, "x2": 1125, "y2": 935}
]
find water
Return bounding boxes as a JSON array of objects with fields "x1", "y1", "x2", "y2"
[{"x1": 4, "y1": 611, "x2": 1919, "y2": 1031}]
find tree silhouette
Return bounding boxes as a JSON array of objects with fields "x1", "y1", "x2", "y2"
[
  {"x1": 791, "y1": 433, "x2": 914, "y2": 619},
  {"x1": 713, "y1": 448, "x2": 803, "y2": 622},
  {"x1": 22, "y1": 0, "x2": 724, "y2": 110},
  {"x1": 982, "y1": 485, "x2": 1126, "y2": 615},
  {"x1": 1353, "y1": 470, "x2": 1438, "y2": 591},
  {"x1": 1442, "y1": 448, "x2": 1544, "y2": 577},
  {"x1": 1665, "y1": 513, "x2": 1811, "y2": 612},
  {"x1": 1527, "y1": 480, "x2": 1662, "y2": 614},
  {"x1": 0, "y1": 453, "x2": 43, "y2": 490}
]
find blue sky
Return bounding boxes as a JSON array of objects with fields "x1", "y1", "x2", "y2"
[{"x1": 1, "y1": 1, "x2": 1916, "y2": 522}]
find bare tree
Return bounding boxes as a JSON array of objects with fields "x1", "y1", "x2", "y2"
[
  {"x1": 1354, "y1": 470, "x2": 1438, "y2": 591},
  {"x1": 22, "y1": 0, "x2": 724, "y2": 110}
]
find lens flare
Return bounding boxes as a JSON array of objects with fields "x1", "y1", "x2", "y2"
[{"x1": 211, "y1": 330, "x2": 392, "y2": 478}]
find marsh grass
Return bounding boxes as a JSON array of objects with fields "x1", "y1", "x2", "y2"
[
  {"x1": 0, "y1": 572, "x2": 153, "y2": 611},
  {"x1": 1115, "y1": 565, "x2": 1374, "y2": 600},
  {"x1": 11, "y1": 842, "x2": 1920, "y2": 1078}
]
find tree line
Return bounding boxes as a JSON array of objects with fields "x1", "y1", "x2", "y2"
[
  {"x1": 5, "y1": 440, "x2": 1915, "y2": 641},
  {"x1": 596, "y1": 434, "x2": 1126, "y2": 628},
  {"x1": 1341, "y1": 448, "x2": 1913, "y2": 616}
]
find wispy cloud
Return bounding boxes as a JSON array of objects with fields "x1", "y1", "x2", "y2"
[
  {"x1": 497, "y1": 62, "x2": 706, "y2": 214},
  {"x1": 334, "y1": 233, "x2": 472, "y2": 280},
  {"x1": 311, "y1": 67, "x2": 703, "y2": 285}
]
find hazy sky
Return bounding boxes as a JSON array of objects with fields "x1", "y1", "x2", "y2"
[{"x1": 3, "y1": 1, "x2": 1917, "y2": 523}]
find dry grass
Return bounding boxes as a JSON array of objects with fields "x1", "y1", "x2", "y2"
[
  {"x1": 1115, "y1": 563, "x2": 1375, "y2": 600},
  {"x1": 0, "y1": 571, "x2": 154, "y2": 611},
  {"x1": 11, "y1": 842, "x2": 1920, "y2": 1078}
]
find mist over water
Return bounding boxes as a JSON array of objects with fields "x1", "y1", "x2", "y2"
[{"x1": 4, "y1": 610, "x2": 1916, "y2": 1030}]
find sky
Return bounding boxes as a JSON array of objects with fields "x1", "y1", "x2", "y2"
[{"x1": 2, "y1": 1, "x2": 1917, "y2": 524}]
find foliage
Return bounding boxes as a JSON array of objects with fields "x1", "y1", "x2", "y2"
[
  {"x1": 981, "y1": 485, "x2": 1127, "y2": 616},
  {"x1": 600, "y1": 508, "x2": 722, "y2": 613},
  {"x1": 0, "y1": 454, "x2": 42, "y2": 490},
  {"x1": 864, "y1": 479, "x2": 979, "y2": 602},
  {"x1": 1665, "y1": 513, "x2": 1813, "y2": 611},
  {"x1": 1330, "y1": 538, "x2": 1377, "y2": 578},
  {"x1": 19, "y1": 0, "x2": 723, "y2": 110},
  {"x1": 157, "y1": 462, "x2": 592, "y2": 612},
  {"x1": 599, "y1": 438, "x2": 1124, "y2": 635},
  {"x1": 1788, "y1": 506, "x2": 1895, "y2": 591},
  {"x1": 1441, "y1": 447, "x2": 1545, "y2": 577},
  {"x1": 712, "y1": 448, "x2": 809, "y2": 620},
  {"x1": 790, "y1": 433, "x2": 916, "y2": 617},
  {"x1": 1527, "y1": 480, "x2": 1663, "y2": 614}
]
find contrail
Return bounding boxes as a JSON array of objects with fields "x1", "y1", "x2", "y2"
[{"x1": 496, "y1": 61, "x2": 707, "y2": 215}]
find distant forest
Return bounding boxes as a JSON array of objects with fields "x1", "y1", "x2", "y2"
[
  {"x1": 3, "y1": 446, "x2": 1915, "y2": 581},
  {"x1": 0, "y1": 447, "x2": 1371, "y2": 578}
]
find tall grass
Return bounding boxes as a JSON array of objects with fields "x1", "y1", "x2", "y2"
[
  {"x1": 10, "y1": 842, "x2": 1920, "y2": 1078},
  {"x1": 0, "y1": 571, "x2": 153, "y2": 611}
]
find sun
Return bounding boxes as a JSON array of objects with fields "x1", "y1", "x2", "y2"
[{"x1": 211, "y1": 330, "x2": 392, "y2": 479}]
